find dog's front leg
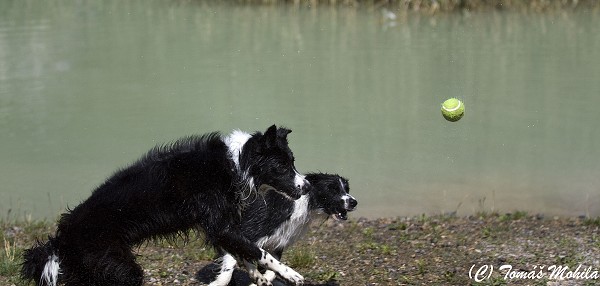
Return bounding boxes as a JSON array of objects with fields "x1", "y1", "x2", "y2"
[
  {"x1": 209, "y1": 253, "x2": 238, "y2": 286},
  {"x1": 260, "y1": 248, "x2": 283, "y2": 283},
  {"x1": 253, "y1": 249, "x2": 303, "y2": 285},
  {"x1": 215, "y1": 232, "x2": 303, "y2": 285}
]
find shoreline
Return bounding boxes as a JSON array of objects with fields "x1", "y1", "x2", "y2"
[
  {"x1": 2, "y1": 213, "x2": 599, "y2": 285},
  {"x1": 200, "y1": 0, "x2": 600, "y2": 14}
]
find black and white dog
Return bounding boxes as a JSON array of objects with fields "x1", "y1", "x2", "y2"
[
  {"x1": 209, "y1": 173, "x2": 357, "y2": 286},
  {"x1": 22, "y1": 125, "x2": 309, "y2": 286}
]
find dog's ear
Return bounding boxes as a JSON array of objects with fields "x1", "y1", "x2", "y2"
[
  {"x1": 263, "y1": 125, "x2": 292, "y2": 148},
  {"x1": 263, "y1": 125, "x2": 278, "y2": 148},
  {"x1": 276, "y1": 128, "x2": 292, "y2": 139},
  {"x1": 264, "y1": 125, "x2": 277, "y2": 138}
]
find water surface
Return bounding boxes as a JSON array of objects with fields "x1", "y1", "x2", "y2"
[{"x1": 1, "y1": 0, "x2": 599, "y2": 219}]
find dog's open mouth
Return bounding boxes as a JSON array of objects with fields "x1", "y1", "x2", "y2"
[
  {"x1": 333, "y1": 212, "x2": 348, "y2": 221},
  {"x1": 331, "y1": 197, "x2": 358, "y2": 221},
  {"x1": 332, "y1": 208, "x2": 356, "y2": 221}
]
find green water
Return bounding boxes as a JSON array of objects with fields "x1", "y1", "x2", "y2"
[{"x1": 1, "y1": 0, "x2": 599, "y2": 219}]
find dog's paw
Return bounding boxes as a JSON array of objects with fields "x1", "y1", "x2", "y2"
[
  {"x1": 277, "y1": 266, "x2": 304, "y2": 285},
  {"x1": 246, "y1": 262, "x2": 273, "y2": 286},
  {"x1": 263, "y1": 270, "x2": 276, "y2": 283},
  {"x1": 253, "y1": 276, "x2": 272, "y2": 286},
  {"x1": 258, "y1": 250, "x2": 304, "y2": 285}
]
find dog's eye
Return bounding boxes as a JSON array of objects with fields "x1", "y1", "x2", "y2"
[{"x1": 271, "y1": 166, "x2": 288, "y2": 174}]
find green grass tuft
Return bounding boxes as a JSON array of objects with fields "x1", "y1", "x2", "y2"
[
  {"x1": 1, "y1": 238, "x2": 21, "y2": 278},
  {"x1": 583, "y1": 217, "x2": 600, "y2": 227},
  {"x1": 286, "y1": 247, "x2": 316, "y2": 269}
]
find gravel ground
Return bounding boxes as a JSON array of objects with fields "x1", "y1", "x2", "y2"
[
  {"x1": 2, "y1": 213, "x2": 599, "y2": 286},
  {"x1": 135, "y1": 213, "x2": 600, "y2": 286}
]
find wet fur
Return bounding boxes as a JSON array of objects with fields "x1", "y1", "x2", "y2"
[
  {"x1": 210, "y1": 173, "x2": 357, "y2": 285},
  {"x1": 21, "y1": 125, "x2": 308, "y2": 286}
]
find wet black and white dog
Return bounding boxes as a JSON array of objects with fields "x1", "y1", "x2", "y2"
[
  {"x1": 209, "y1": 173, "x2": 357, "y2": 286},
  {"x1": 22, "y1": 125, "x2": 309, "y2": 286}
]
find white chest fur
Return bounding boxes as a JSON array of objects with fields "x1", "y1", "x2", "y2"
[{"x1": 256, "y1": 195, "x2": 313, "y2": 251}]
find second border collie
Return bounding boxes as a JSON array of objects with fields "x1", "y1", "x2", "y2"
[
  {"x1": 210, "y1": 173, "x2": 357, "y2": 286},
  {"x1": 22, "y1": 125, "x2": 309, "y2": 286}
]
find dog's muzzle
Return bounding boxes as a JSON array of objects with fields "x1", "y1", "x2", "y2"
[
  {"x1": 334, "y1": 194, "x2": 358, "y2": 221},
  {"x1": 344, "y1": 194, "x2": 358, "y2": 210},
  {"x1": 295, "y1": 173, "x2": 310, "y2": 195}
]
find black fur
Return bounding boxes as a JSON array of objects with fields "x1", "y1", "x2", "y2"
[
  {"x1": 304, "y1": 173, "x2": 356, "y2": 221},
  {"x1": 210, "y1": 173, "x2": 357, "y2": 285},
  {"x1": 21, "y1": 125, "x2": 309, "y2": 286},
  {"x1": 242, "y1": 173, "x2": 355, "y2": 243}
]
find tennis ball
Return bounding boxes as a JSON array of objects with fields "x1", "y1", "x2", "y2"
[{"x1": 441, "y1": 98, "x2": 465, "y2": 122}]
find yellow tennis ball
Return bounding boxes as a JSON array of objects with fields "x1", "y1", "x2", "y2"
[{"x1": 441, "y1": 98, "x2": 465, "y2": 122}]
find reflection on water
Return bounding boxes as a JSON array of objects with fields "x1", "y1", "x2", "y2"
[{"x1": 1, "y1": 0, "x2": 599, "y2": 219}]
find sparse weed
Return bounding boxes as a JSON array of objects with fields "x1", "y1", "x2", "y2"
[
  {"x1": 315, "y1": 270, "x2": 339, "y2": 282},
  {"x1": 583, "y1": 217, "x2": 600, "y2": 227},
  {"x1": 0, "y1": 238, "x2": 20, "y2": 277},
  {"x1": 415, "y1": 259, "x2": 427, "y2": 275},
  {"x1": 362, "y1": 227, "x2": 374, "y2": 239},
  {"x1": 499, "y1": 211, "x2": 528, "y2": 222},
  {"x1": 287, "y1": 247, "x2": 316, "y2": 269}
]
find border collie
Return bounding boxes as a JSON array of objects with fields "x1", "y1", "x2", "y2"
[
  {"x1": 209, "y1": 173, "x2": 357, "y2": 286},
  {"x1": 22, "y1": 125, "x2": 309, "y2": 286}
]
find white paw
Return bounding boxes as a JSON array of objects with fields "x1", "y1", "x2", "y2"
[
  {"x1": 263, "y1": 270, "x2": 276, "y2": 283},
  {"x1": 278, "y1": 266, "x2": 304, "y2": 285},
  {"x1": 245, "y1": 261, "x2": 272, "y2": 286},
  {"x1": 209, "y1": 253, "x2": 237, "y2": 286},
  {"x1": 258, "y1": 250, "x2": 304, "y2": 285},
  {"x1": 254, "y1": 275, "x2": 272, "y2": 286}
]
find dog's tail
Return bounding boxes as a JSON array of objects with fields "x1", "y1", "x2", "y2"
[{"x1": 21, "y1": 236, "x2": 61, "y2": 286}]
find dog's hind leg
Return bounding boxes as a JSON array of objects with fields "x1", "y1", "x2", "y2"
[
  {"x1": 97, "y1": 259, "x2": 143, "y2": 286},
  {"x1": 209, "y1": 253, "x2": 237, "y2": 286},
  {"x1": 84, "y1": 251, "x2": 144, "y2": 286}
]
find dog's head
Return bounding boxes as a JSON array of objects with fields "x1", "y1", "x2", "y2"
[
  {"x1": 306, "y1": 173, "x2": 357, "y2": 221},
  {"x1": 235, "y1": 125, "x2": 309, "y2": 200}
]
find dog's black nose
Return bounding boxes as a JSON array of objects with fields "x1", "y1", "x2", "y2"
[
  {"x1": 295, "y1": 173, "x2": 310, "y2": 194},
  {"x1": 300, "y1": 179, "x2": 311, "y2": 194},
  {"x1": 344, "y1": 195, "x2": 358, "y2": 211},
  {"x1": 349, "y1": 198, "x2": 358, "y2": 209}
]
